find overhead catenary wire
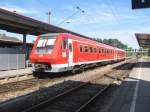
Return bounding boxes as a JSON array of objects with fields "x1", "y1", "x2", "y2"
[
  {"x1": 58, "y1": 10, "x2": 80, "y2": 26},
  {"x1": 104, "y1": 0, "x2": 121, "y2": 26},
  {"x1": 71, "y1": 0, "x2": 121, "y2": 40},
  {"x1": 58, "y1": 6, "x2": 84, "y2": 26}
]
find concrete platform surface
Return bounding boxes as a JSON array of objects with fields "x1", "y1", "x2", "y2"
[
  {"x1": 110, "y1": 58, "x2": 150, "y2": 112},
  {"x1": 0, "y1": 67, "x2": 32, "y2": 79}
]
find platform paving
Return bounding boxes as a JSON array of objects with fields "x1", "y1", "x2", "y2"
[
  {"x1": 110, "y1": 58, "x2": 150, "y2": 112},
  {"x1": 0, "y1": 67, "x2": 32, "y2": 79}
]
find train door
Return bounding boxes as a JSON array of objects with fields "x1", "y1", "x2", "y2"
[{"x1": 68, "y1": 39, "x2": 73, "y2": 67}]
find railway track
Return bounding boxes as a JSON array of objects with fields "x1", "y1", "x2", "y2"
[
  {"x1": 74, "y1": 85, "x2": 110, "y2": 112},
  {"x1": 0, "y1": 78, "x2": 51, "y2": 94},
  {"x1": 22, "y1": 82, "x2": 111, "y2": 112},
  {"x1": 0, "y1": 59, "x2": 134, "y2": 95},
  {"x1": 20, "y1": 60, "x2": 136, "y2": 112}
]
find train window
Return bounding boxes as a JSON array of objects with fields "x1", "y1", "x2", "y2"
[
  {"x1": 94, "y1": 48, "x2": 97, "y2": 53},
  {"x1": 101, "y1": 49, "x2": 103, "y2": 54},
  {"x1": 104, "y1": 49, "x2": 106, "y2": 54},
  {"x1": 105, "y1": 49, "x2": 107, "y2": 54},
  {"x1": 99, "y1": 48, "x2": 101, "y2": 54},
  {"x1": 61, "y1": 40, "x2": 67, "y2": 50},
  {"x1": 102, "y1": 49, "x2": 104, "y2": 54},
  {"x1": 69, "y1": 43, "x2": 72, "y2": 52},
  {"x1": 80, "y1": 45, "x2": 83, "y2": 52},
  {"x1": 106, "y1": 49, "x2": 108, "y2": 54},
  {"x1": 107, "y1": 49, "x2": 109, "y2": 54},
  {"x1": 103, "y1": 49, "x2": 105, "y2": 54},
  {"x1": 36, "y1": 38, "x2": 56, "y2": 54},
  {"x1": 89, "y1": 47, "x2": 93, "y2": 53},
  {"x1": 84, "y1": 46, "x2": 88, "y2": 52}
]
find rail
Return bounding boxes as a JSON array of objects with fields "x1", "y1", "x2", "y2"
[{"x1": 75, "y1": 85, "x2": 110, "y2": 112}]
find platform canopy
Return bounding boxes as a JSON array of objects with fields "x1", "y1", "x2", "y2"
[
  {"x1": 135, "y1": 33, "x2": 150, "y2": 48},
  {"x1": 0, "y1": 8, "x2": 90, "y2": 38}
]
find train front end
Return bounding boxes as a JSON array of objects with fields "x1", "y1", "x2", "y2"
[{"x1": 30, "y1": 33, "x2": 67, "y2": 73}]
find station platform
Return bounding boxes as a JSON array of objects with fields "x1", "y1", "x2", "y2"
[
  {"x1": 0, "y1": 67, "x2": 32, "y2": 79},
  {"x1": 110, "y1": 58, "x2": 150, "y2": 112}
]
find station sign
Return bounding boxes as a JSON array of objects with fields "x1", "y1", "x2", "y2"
[{"x1": 132, "y1": 0, "x2": 150, "y2": 9}]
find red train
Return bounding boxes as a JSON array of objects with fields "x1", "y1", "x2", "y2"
[{"x1": 30, "y1": 33, "x2": 126, "y2": 73}]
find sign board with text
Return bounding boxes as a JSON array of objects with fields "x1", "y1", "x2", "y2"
[{"x1": 132, "y1": 0, "x2": 150, "y2": 9}]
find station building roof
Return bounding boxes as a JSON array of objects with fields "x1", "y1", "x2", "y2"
[
  {"x1": 135, "y1": 33, "x2": 150, "y2": 48},
  {"x1": 0, "y1": 8, "x2": 91, "y2": 39},
  {"x1": 0, "y1": 34, "x2": 33, "y2": 47}
]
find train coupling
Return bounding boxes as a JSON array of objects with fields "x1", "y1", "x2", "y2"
[{"x1": 32, "y1": 63, "x2": 51, "y2": 72}]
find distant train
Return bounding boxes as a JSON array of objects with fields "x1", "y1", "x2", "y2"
[{"x1": 29, "y1": 33, "x2": 126, "y2": 73}]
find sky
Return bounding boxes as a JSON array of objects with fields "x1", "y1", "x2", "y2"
[{"x1": 0, "y1": 0, "x2": 150, "y2": 49}]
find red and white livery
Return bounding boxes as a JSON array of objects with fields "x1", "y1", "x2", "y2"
[{"x1": 30, "y1": 33, "x2": 126, "y2": 73}]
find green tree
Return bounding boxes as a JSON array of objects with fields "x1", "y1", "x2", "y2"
[
  {"x1": 90, "y1": 37, "x2": 132, "y2": 50},
  {"x1": 102, "y1": 38, "x2": 129, "y2": 49}
]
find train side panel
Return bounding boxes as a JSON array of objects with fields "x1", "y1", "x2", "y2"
[{"x1": 30, "y1": 33, "x2": 126, "y2": 73}]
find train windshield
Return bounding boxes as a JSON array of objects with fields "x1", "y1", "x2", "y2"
[{"x1": 35, "y1": 35, "x2": 57, "y2": 54}]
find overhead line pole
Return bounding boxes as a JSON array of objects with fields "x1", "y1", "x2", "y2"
[{"x1": 46, "y1": 11, "x2": 51, "y2": 24}]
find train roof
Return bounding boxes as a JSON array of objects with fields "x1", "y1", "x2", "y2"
[
  {"x1": 39, "y1": 33, "x2": 59, "y2": 37},
  {"x1": 68, "y1": 33, "x2": 125, "y2": 51},
  {"x1": 38, "y1": 33, "x2": 125, "y2": 52}
]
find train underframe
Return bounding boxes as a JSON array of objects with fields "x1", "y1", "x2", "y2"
[{"x1": 32, "y1": 58, "x2": 125, "y2": 74}]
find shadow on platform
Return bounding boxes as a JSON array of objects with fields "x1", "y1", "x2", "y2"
[{"x1": 134, "y1": 61, "x2": 150, "y2": 68}]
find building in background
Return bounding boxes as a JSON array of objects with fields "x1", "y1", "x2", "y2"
[{"x1": 0, "y1": 34, "x2": 33, "y2": 71}]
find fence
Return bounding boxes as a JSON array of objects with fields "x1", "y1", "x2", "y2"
[{"x1": 0, "y1": 48, "x2": 25, "y2": 71}]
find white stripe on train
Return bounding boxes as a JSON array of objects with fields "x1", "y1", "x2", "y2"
[{"x1": 41, "y1": 57, "x2": 125, "y2": 73}]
